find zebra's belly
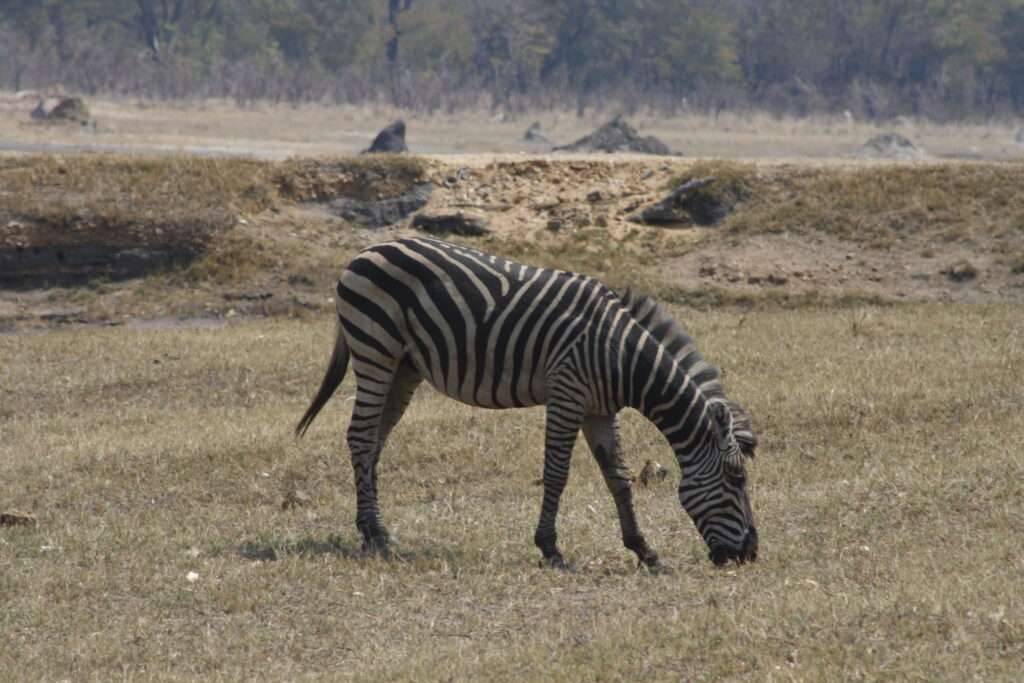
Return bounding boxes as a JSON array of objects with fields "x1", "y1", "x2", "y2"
[{"x1": 408, "y1": 351, "x2": 550, "y2": 409}]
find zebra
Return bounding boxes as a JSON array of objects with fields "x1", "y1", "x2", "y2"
[{"x1": 295, "y1": 236, "x2": 758, "y2": 569}]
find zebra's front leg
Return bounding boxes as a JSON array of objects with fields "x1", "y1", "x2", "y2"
[
  {"x1": 582, "y1": 414, "x2": 663, "y2": 571},
  {"x1": 535, "y1": 398, "x2": 585, "y2": 569}
]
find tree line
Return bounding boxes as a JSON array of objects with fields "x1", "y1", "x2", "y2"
[{"x1": 3, "y1": 0, "x2": 1024, "y2": 120}]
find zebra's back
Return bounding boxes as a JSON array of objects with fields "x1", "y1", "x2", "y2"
[{"x1": 336, "y1": 237, "x2": 611, "y2": 409}]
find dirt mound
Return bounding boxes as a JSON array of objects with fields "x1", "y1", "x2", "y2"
[
  {"x1": 363, "y1": 120, "x2": 408, "y2": 154},
  {"x1": 44, "y1": 97, "x2": 92, "y2": 126},
  {"x1": 856, "y1": 133, "x2": 928, "y2": 159},
  {"x1": 555, "y1": 116, "x2": 672, "y2": 155}
]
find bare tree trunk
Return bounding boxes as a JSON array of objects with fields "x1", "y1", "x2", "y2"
[{"x1": 137, "y1": 0, "x2": 162, "y2": 62}]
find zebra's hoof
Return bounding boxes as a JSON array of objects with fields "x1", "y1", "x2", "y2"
[
  {"x1": 541, "y1": 554, "x2": 569, "y2": 571},
  {"x1": 361, "y1": 537, "x2": 392, "y2": 559}
]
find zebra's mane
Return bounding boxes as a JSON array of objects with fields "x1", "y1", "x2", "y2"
[{"x1": 617, "y1": 287, "x2": 758, "y2": 456}]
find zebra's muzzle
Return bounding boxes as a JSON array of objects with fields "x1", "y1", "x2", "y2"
[{"x1": 709, "y1": 527, "x2": 758, "y2": 566}]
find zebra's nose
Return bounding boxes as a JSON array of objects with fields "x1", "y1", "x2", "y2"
[{"x1": 742, "y1": 526, "x2": 759, "y2": 562}]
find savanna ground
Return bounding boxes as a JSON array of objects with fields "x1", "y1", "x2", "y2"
[
  {"x1": 3, "y1": 306, "x2": 1023, "y2": 681},
  {"x1": 2, "y1": 97, "x2": 1024, "y2": 680}
]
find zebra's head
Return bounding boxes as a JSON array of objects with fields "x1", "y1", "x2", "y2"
[{"x1": 678, "y1": 399, "x2": 758, "y2": 566}]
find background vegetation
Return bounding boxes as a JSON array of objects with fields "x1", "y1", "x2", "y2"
[{"x1": 4, "y1": 0, "x2": 1024, "y2": 120}]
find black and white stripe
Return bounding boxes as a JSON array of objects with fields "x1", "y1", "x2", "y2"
[{"x1": 296, "y1": 236, "x2": 758, "y2": 568}]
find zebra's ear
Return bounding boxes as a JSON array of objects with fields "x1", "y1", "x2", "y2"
[{"x1": 709, "y1": 400, "x2": 733, "y2": 452}]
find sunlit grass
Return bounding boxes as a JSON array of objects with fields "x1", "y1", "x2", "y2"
[{"x1": 2, "y1": 304, "x2": 1022, "y2": 680}]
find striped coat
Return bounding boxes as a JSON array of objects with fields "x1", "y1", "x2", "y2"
[{"x1": 297, "y1": 237, "x2": 757, "y2": 568}]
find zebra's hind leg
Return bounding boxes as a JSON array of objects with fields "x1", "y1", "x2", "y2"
[
  {"x1": 582, "y1": 414, "x2": 663, "y2": 571},
  {"x1": 534, "y1": 396, "x2": 585, "y2": 569},
  {"x1": 347, "y1": 358, "x2": 420, "y2": 556}
]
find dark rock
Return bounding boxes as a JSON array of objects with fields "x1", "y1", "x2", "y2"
[
  {"x1": 944, "y1": 261, "x2": 978, "y2": 282},
  {"x1": 322, "y1": 183, "x2": 433, "y2": 227},
  {"x1": 224, "y1": 292, "x2": 273, "y2": 302},
  {"x1": 857, "y1": 133, "x2": 927, "y2": 159},
  {"x1": 412, "y1": 212, "x2": 490, "y2": 237},
  {"x1": 628, "y1": 177, "x2": 738, "y2": 227},
  {"x1": 30, "y1": 99, "x2": 47, "y2": 120},
  {"x1": 555, "y1": 116, "x2": 672, "y2": 155},
  {"x1": 363, "y1": 120, "x2": 408, "y2": 154},
  {"x1": 45, "y1": 97, "x2": 92, "y2": 126},
  {"x1": 0, "y1": 511, "x2": 37, "y2": 527},
  {"x1": 443, "y1": 167, "x2": 472, "y2": 187}
]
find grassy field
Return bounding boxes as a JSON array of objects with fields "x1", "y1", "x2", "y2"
[{"x1": 2, "y1": 303, "x2": 1023, "y2": 681}]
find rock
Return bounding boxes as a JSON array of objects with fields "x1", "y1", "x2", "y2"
[
  {"x1": 443, "y1": 167, "x2": 472, "y2": 187},
  {"x1": 944, "y1": 260, "x2": 978, "y2": 282},
  {"x1": 856, "y1": 133, "x2": 928, "y2": 159},
  {"x1": 412, "y1": 211, "x2": 490, "y2": 237},
  {"x1": 628, "y1": 176, "x2": 738, "y2": 227},
  {"x1": 363, "y1": 120, "x2": 408, "y2": 154},
  {"x1": 586, "y1": 190, "x2": 603, "y2": 203},
  {"x1": 555, "y1": 116, "x2": 672, "y2": 155},
  {"x1": 322, "y1": 182, "x2": 433, "y2": 227},
  {"x1": 44, "y1": 97, "x2": 92, "y2": 126},
  {"x1": 0, "y1": 510, "x2": 36, "y2": 527},
  {"x1": 546, "y1": 219, "x2": 563, "y2": 232},
  {"x1": 30, "y1": 99, "x2": 47, "y2": 120},
  {"x1": 524, "y1": 121, "x2": 552, "y2": 146}
]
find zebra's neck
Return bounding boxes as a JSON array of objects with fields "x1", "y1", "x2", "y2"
[{"x1": 626, "y1": 327, "x2": 715, "y2": 464}]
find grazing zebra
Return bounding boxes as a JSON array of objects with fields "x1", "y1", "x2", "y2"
[{"x1": 296, "y1": 236, "x2": 758, "y2": 568}]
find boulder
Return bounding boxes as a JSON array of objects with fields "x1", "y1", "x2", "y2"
[
  {"x1": 45, "y1": 97, "x2": 92, "y2": 126},
  {"x1": 628, "y1": 176, "x2": 739, "y2": 227},
  {"x1": 363, "y1": 120, "x2": 408, "y2": 154},
  {"x1": 322, "y1": 182, "x2": 433, "y2": 227},
  {"x1": 856, "y1": 133, "x2": 928, "y2": 159},
  {"x1": 412, "y1": 211, "x2": 490, "y2": 237},
  {"x1": 555, "y1": 116, "x2": 671, "y2": 155},
  {"x1": 30, "y1": 99, "x2": 47, "y2": 120}
]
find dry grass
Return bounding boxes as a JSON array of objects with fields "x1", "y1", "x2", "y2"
[
  {"x1": 2, "y1": 304, "x2": 1023, "y2": 680},
  {"x1": 673, "y1": 161, "x2": 1024, "y2": 248}
]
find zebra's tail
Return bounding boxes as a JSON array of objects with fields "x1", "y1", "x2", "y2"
[{"x1": 295, "y1": 318, "x2": 350, "y2": 438}]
